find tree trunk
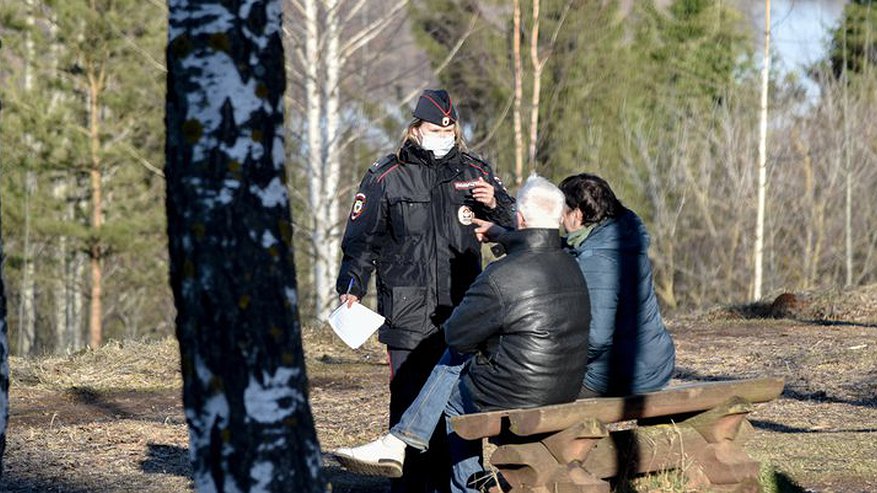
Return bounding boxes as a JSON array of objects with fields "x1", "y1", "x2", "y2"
[
  {"x1": 0, "y1": 79, "x2": 10, "y2": 478},
  {"x1": 320, "y1": 0, "x2": 342, "y2": 319},
  {"x1": 49, "y1": 11, "x2": 71, "y2": 353},
  {"x1": 19, "y1": 172, "x2": 36, "y2": 355},
  {"x1": 70, "y1": 247, "x2": 86, "y2": 351},
  {"x1": 166, "y1": 0, "x2": 324, "y2": 491},
  {"x1": 19, "y1": 0, "x2": 37, "y2": 356},
  {"x1": 304, "y1": 0, "x2": 326, "y2": 318},
  {"x1": 753, "y1": 0, "x2": 770, "y2": 301},
  {"x1": 87, "y1": 60, "x2": 106, "y2": 349},
  {"x1": 842, "y1": 22, "x2": 853, "y2": 287},
  {"x1": 527, "y1": 0, "x2": 542, "y2": 172},
  {"x1": 513, "y1": 0, "x2": 525, "y2": 186},
  {"x1": 0, "y1": 195, "x2": 8, "y2": 479}
]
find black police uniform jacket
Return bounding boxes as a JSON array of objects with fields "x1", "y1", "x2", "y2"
[
  {"x1": 337, "y1": 140, "x2": 515, "y2": 350},
  {"x1": 444, "y1": 229, "x2": 591, "y2": 411}
]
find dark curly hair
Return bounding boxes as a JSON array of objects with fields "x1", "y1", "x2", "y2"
[{"x1": 559, "y1": 173, "x2": 623, "y2": 226}]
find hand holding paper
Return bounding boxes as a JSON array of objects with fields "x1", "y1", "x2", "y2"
[{"x1": 328, "y1": 302, "x2": 385, "y2": 349}]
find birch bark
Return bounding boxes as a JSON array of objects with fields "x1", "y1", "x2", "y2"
[
  {"x1": 166, "y1": 0, "x2": 323, "y2": 490},
  {"x1": 320, "y1": 0, "x2": 342, "y2": 318},
  {"x1": 753, "y1": 0, "x2": 770, "y2": 301},
  {"x1": 19, "y1": 0, "x2": 37, "y2": 355},
  {"x1": 0, "y1": 65, "x2": 10, "y2": 478}
]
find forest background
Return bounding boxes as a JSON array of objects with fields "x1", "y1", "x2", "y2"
[{"x1": 0, "y1": 0, "x2": 875, "y2": 356}]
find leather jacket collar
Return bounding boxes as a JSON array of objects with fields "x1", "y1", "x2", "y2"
[{"x1": 499, "y1": 228, "x2": 562, "y2": 255}]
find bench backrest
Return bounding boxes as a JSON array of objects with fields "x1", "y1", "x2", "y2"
[{"x1": 450, "y1": 377, "x2": 784, "y2": 441}]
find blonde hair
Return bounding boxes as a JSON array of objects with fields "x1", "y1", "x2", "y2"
[{"x1": 397, "y1": 118, "x2": 467, "y2": 156}]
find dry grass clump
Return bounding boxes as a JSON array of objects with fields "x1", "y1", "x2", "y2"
[
  {"x1": 695, "y1": 283, "x2": 877, "y2": 325},
  {"x1": 10, "y1": 337, "x2": 182, "y2": 392}
]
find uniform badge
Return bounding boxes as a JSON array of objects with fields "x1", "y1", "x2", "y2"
[
  {"x1": 350, "y1": 193, "x2": 366, "y2": 221},
  {"x1": 457, "y1": 205, "x2": 474, "y2": 226},
  {"x1": 453, "y1": 180, "x2": 478, "y2": 191},
  {"x1": 441, "y1": 116, "x2": 451, "y2": 127}
]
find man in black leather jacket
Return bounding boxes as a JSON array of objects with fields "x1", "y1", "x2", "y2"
[{"x1": 335, "y1": 175, "x2": 590, "y2": 492}]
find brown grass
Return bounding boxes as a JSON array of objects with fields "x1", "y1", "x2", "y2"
[
  {"x1": 9, "y1": 338, "x2": 182, "y2": 392},
  {"x1": 3, "y1": 284, "x2": 877, "y2": 492}
]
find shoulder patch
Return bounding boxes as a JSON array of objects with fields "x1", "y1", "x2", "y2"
[
  {"x1": 349, "y1": 193, "x2": 367, "y2": 221},
  {"x1": 368, "y1": 154, "x2": 398, "y2": 174}
]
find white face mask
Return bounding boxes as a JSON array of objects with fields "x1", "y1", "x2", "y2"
[{"x1": 420, "y1": 133, "x2": 456, "y2": 158}]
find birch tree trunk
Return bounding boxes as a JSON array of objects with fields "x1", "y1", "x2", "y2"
[
  {"x1": 19, "y1": 0, "x2": 37, "y2": 355},
  {"x1": 842, "y1": 22, "x2": 853, "y2": 287},
  {"x1": 513, "y1": 0, "x2": 525, "y2": 186},
  {"x1": 54, "y1": 176, "x2": 69, "y2": 351},
  {"x1": 303, "y1": 0, "x2": 327, "y2": 318},
  {"x1": 0, "y1": 81, "x2": 10, "y2": 478},
  {"x1": 753, "y1": 0, "x2": 770, "y2": 301},
  {"x1": 19, "y1": 173, "x2": 36, "y2": 355},
  {"x1": 49, "y1": 12, "x2": 71, "y2": 353},
  {"x1": 527, "y1": 0, "x2": 542, "y2": 172},
  {"x1": 70, "y1": 246, "x2": 86, "y2": 350},
  {"x1": 166, "y1": 0, "x2": 323, "y2": 490},
  {"x1": 0, "y1": 196, "x2": 8, "y2": 479},
  {"x1": 319, "y1": 0, "x2": 342, "y2": 319}
]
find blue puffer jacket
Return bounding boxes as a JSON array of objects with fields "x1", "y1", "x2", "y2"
[{"x1": 568, "y1": 209, "x2": 675, "y2": 396}]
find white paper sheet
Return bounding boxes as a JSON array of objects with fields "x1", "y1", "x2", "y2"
[{"x1": 327, "y1": 302, "x2": 385, "y2": 349}]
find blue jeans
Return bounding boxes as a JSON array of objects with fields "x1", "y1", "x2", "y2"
[
  {"x1": 389, "y1": 349, "x2": 482, "y2": 492},
  {"x1": 443, "y1": 375, "x2": 484, "y2": 493},
  {"x1": 391, "y1": 349, "x2": 468, "y2": 450}
]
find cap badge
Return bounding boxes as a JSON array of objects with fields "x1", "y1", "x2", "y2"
[
  {"x1": 457, "y1": 205, "x2": 474, "y2": 226},
  {"x1": 441, "y1": 116, "x2": 450, "y2": 127}
]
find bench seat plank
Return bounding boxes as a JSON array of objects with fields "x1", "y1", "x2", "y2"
[{"x1": 450, "y1": 377, "x2": 783, "y2": 440}]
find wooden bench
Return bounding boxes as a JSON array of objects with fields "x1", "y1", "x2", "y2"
[{"x1": 450, "y1": 377, "x2": 784, "y2": 493}]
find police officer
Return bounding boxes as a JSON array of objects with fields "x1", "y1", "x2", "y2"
[{"x1": 336, "y1": 89, "x2": 514, "y2": 492}]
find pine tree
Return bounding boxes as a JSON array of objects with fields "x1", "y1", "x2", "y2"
[
  {"x1": 166, "y1": 0, "x2": 323, "y2": 490},
  {"x1": 0, "y1": 0, "x2": 169, "y2": 351},
  {"x1": 829, "y1": 0, "x2": 877, "y2": 78}
]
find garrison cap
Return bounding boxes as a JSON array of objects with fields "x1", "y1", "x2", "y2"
[{"x1": 413, "y1": 89, "x2": 458, "y2": 127}]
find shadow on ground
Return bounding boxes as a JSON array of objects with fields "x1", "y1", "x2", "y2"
[
  {"x1": 765, "y1": 468, "x2": 809, "y2": 493},
  {"x1": 674, "y1": 366, "x2": 877, "y2": 409},
  {"x1": 323, "y1": 454, "x2": 390, "y2": 493},
  {"x1": 140, "y1": 443, "x2": 191, "y2": 477},
  {"x1": 0, "y1": 476, "x2": 92, "y2": 493}
]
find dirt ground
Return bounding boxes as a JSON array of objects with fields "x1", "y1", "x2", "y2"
[{"x1": 2, "y1": 288, "x2": 876, "y2": 492}]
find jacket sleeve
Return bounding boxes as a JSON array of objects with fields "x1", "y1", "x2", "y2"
[
  {"x1": 578, "y1": 252, "x2": 620, "y2": 364},
  {"x1": 483, "y1": 171, "x2": 516, "y2": 229},
  {"x1": 443, "y1": 272, "x2": 504, "y2": 354},
  {"x1": 336, "y1": 169, "x2": 388, "y2": 299},
  {"x1": 465, "y1": 154, "x2": 516, "y2": 229}
]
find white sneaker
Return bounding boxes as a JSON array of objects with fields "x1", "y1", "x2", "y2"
[{"x1": 334, "y1": 433, "x2": 406, "y2": 478}]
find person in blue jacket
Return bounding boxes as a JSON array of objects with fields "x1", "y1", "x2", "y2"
[{"x1": 558, "y1": 172, "x2": 675, "y2": 397}]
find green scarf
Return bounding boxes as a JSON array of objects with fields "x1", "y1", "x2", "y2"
[{"x1": 565, "y1": 224, "x2": 594, "y2": 249}]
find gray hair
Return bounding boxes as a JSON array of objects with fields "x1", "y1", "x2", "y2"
[{"x1": 516, "y1": 174, "x2": 564, "y2": 229}]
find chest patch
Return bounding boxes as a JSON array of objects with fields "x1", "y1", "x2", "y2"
[
  {"x1": 350, "y1": 193, "x2": 367, "y2": 221},
  {"x1": 453, "y1": 180, "x2": 479, "y2": 191},
  {"x1": 457, "y1": 205, "x2": 474, "y2": 226}
]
